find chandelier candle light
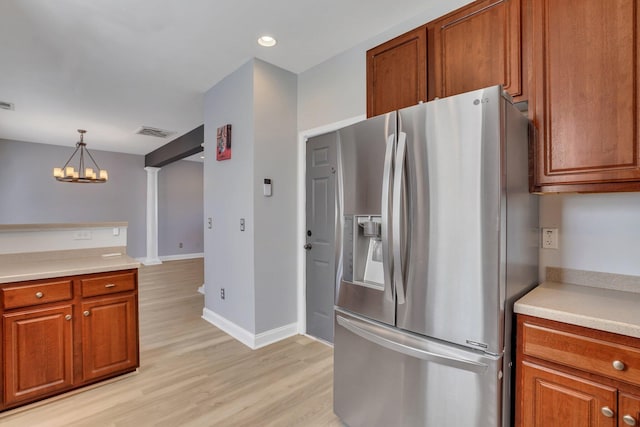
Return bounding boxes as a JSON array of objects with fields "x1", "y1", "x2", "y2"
[{"x1": 53, "y1": 129, "x2": 108, "y2": 183}]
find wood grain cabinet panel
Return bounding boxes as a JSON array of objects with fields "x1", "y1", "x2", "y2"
[
  {"x1": 429, "y1": 0, "x2": 523, "y2": 101},
  {"x1": 530, "y1": 0, "x2": 640, "y2": 191},
  {"x1": 520, "y1": 361, "x2": 617, "y2": 427},
  {"x1": 81, "y1": 294, "x2": 138, "y2": 382},
  {"x1": 366, "y1": 25, "x2": 427, "y2": 117},
  {"x1": 0, "y1": 269, "x2": 139, "y2": 411},
  {"x1": 517, "y1": 315, "x2": 640, "y2": 426},
  {"x1": 619, "y1": 393, "x2": 640, "y2": 427},
  {"x1": 3, "y1": 305, "x2": 74, "y2": 406}
]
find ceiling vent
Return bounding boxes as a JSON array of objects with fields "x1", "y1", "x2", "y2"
[
  {"x1": 0, "y1": 101, "x2": 14, "y2": 111},
  {"x1": 135, "y1": 126, "x2": 175, "y2": 138}
]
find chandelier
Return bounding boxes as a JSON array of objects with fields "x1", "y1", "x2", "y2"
[{"x1": 53, "y1": 129, "x2": 108, "y2": 183}]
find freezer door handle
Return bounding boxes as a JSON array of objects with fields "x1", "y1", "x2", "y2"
[
  {"x1": 392, "y1": 132, "x2": 407, "y2": 304},
  {"x1": 337, "y1": 315, "x2": 489, "y2": 374},
  {"x1": 381, "y1": 134, "x2": 395, "y2": 302}
]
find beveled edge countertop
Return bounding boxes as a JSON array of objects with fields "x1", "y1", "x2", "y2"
[
  {"x1": 0, "y1": 247, "x2": 140, "y2": 284},
  {"x1": 515, "y1": 268, "x2": 640, "y2": 339}
]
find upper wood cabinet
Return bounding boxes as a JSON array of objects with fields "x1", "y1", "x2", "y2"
[
  {"x1": 429, "y1": 0, "x2": 524, "y2": 101},
  {"x1": 366, "y1": 25, "x2": 427, "y2": 117},
  {"x1": 530, "y1": 0, "x2": 640, "y2": 192}
]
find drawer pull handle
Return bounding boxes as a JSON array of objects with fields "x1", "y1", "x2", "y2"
[
  {"x1": 83, "y1": 310, "x2": 90, "y2": 317},
  {"x1": 35, "y1": 291, "x2": 43, "y2": 299},
  {"x1": 601, "y1": 406, "x2": 615, "y2": 418},
  {"x1": 65, "y1": 314, "x2": 72, "y2": 321},
  {"x1": 105, "y1": 283, "x2": 116, "y2": 288},
  {"x1": 613, "y1": 360, "x2": 626, "y2": 371},
  {"x1": 624, "y1": 415, "x2": 637, "y2": 426}
]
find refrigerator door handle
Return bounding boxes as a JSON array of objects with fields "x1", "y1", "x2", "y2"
[
  {"x1": 381, "y1": 134, "x2": 395, "y2": 302},
  {"x1": 337, "y1": 315, "x2": 489, "y2": 374},
  {"x1": 392, "y1": 132, "x2": 407, "y2": 304}
]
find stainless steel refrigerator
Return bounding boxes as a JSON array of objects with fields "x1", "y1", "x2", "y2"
[{"x1": 333, "y1": 86, "x2": 538, "y2": 427}]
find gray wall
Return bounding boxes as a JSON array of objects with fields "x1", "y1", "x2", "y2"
[
  {"x1": 204, "y1": 59, "x2": 256, "y2": 333},
  {"x1": 203, "y1": 58, "x2": 298, "y2": 335},
  {"x1": 253, "y1": 59, "x2": 298, "y2": 334},
  {"x1": 0, "y1": 138, "x2": 204, "y2": 259},
  {"x1": 0, "y1": 138, "x2": 147, "y2": 257},
  {"x1": 298, "y1": 0, "x2": 473, "y2": 131},
  {"x1": 298, "y1": 0, "x2": 640, "y2": 283},
  {"x1": 158, "y1": 159, "x2": 204, "y2": 257}
]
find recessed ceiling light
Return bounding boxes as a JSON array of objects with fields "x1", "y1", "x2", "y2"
[{"x1": 258, "y1": 35, "x2": 277, "y2": 47}]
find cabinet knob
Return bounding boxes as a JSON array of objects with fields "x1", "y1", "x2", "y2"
[
  {"x1": 35, "y1": 291, "x2": 43, "y2": 299},
  {"x1": 83, "y1": 310, "x2": 90, "y2": 317},
  {"x1": 624, "y1": 415, "x2": 637, "y2": 426},
  {"x1": 601, "y1": 406, "x2": 615, "y2": 418},
  {"x1": 613, "y1": 360, "x2": 626, "y2": 371},
  {"x1": 65, "y1": 314, "x2": 72, "y2": 321},
  {"x1": 105, "y1": 283, "x2": 116, "y2": 288}
]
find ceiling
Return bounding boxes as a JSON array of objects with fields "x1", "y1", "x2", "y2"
[{"x1": 0, "y1": 0, "x2": 439, "y2": 156}]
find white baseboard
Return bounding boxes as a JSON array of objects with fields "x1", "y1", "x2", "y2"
[
  {"x1": 197, "y1": 284, "x2": 205, "y2": 295},
  {"x1": 159, "y1": 252, "x2": 204, "y2": 262},
  {"x1": 202, "y1": 308, "x2": 298, "y2": 350}
]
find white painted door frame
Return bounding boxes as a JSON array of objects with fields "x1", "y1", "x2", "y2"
[{"x1": 296, "y1": 115, "x2": 365, "y2": 335}]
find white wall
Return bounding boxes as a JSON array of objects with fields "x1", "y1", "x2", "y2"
[{"x1": 539, "y1": 193, "x2": 640, "y2": 279}]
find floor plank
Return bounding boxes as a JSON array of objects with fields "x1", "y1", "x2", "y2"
[{"x1": 0, "y1": 259, "x2": 343, "y2": 427}]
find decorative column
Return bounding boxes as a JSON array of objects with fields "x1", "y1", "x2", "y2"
[{"x1": 143, "y1": 166, "x2": 162, "y2": 265}]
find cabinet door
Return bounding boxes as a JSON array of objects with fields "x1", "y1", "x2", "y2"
[
  {"x1": 520, "y1": 361, "x2": 617, "y2": 427},
  {"x1": 619, "y1": 393, "x2": 640, "y2": 427},
  {"x1": 81, "y1": 294, "x2": 138, "y2": 382},
  {"x1": 366, "y1": 25, "x2": 427, "y2": 117},
  {"x1": 430, "y1": 0, "x2": 523, "y2": 100},
  {"x1": 3, "y1": 305, "x2": 74, "y2": 406},
  {"x1": 531, "y1": 0, "x2": 640, "y2": 191}
]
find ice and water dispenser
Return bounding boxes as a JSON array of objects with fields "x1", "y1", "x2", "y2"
[{"x1": 342, "y1": 215, "x2": 384, "y2": 289}]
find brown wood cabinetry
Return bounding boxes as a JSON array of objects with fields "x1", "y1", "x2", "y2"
[
  {"x1": 81, "y1": 294, "x2": 138, "y2": 382},
  {"x1": 429, "y1": 0, "x2": 524, "y2": 101},
  {"x1": 517, "y1": 315, "x2": 640, "y2": 426},
  {"x1": 366, "y1": 25, "x2": 427, "y2": 117},
  {"x1": 3, "y1": 304, "x2": 74, "y2": 406},
  {"x1": 530, "y1": 0, "x2": 640, "y2": 192},
  {"x1": 0, "y1": 269, "x2": 138, "y2": 411}
]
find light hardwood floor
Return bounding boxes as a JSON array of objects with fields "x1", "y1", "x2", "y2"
[{"x1": 0, "y1": 259, "x2": 343, "y2": 427}]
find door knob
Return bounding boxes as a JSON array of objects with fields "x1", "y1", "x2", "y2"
[{"x1": 304, "y1": 243, "x2": 312, "y2": 250}]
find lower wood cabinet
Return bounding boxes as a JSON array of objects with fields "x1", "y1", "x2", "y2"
[
  {"x1": 3, "y1": 304, "x2": 74, "y2": 406},
  {"x1": 0, "y1": 269, "x2": 139, "y2": 411},
  {"x1": 517, "y1": 315, "x2": 640, "y2": 426},
  {"x1": 81, "y1": 294, "x2": 138, "y2": 382}
]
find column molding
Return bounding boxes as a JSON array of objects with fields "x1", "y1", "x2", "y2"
[{"x1": 142, "y1": 166, "x2": 162, "y2": 265}]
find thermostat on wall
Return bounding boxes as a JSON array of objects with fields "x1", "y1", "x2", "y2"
[{"x1": 263, "y1": 178, "x2": 272, "y2": 197}]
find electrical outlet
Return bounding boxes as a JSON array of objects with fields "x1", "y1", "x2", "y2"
[
  {"x1": 73, "y1": 230, "x2": 92, "y2": 240},
  {"x1": 220, "y1": 288, "x2": 225, "y2": 300},
  {"x1": 541, "y1": 228, "x2": 559, "y2": 249}
]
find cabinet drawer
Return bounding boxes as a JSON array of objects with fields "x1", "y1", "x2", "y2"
[
  {"x1": 80, "y1": 271, "x2": 136, "y2": 297},
  {"x1": 522, "y1": 321, "x2": 640, "y2": 387},
  {"x1": 2, "y1": 280, "x2": 73, "y2": 309}
]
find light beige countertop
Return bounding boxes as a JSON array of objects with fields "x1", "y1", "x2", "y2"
[
  {"x1": 515, "y1": 269, "x2": 640, "y2": 339},
  {"x1": 0, "y1": 247, "x2": 140, "y2": 284}
]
